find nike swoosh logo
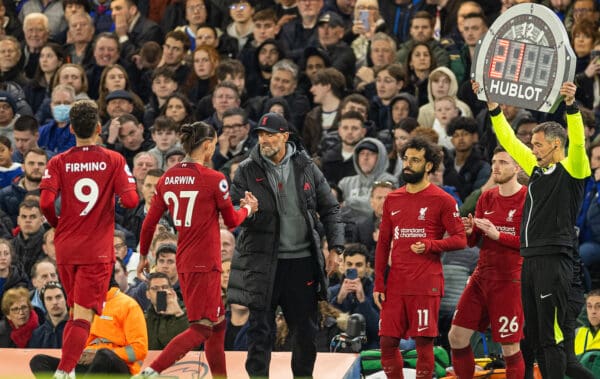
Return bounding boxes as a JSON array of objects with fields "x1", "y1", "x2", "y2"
[
  {"x1": 500, "y1": 333, "x2": 514, "y2": 338},
  {"x1": 306, "y1": 280, "x2": 314, "y2": 286},
  {"x1": 540, "y1": 293, "x2": 552, "y2": 299},
  {"x1": 256, "y1": 178, "x2": 265, "y2": 182},
  {"x1": 484, "y1": 211, "x2": 494, "y2": 215},
  {"x1": 391, "y1": 210, "x2": 401, "y2": 216},
  {"x1": 417, "y1": 327, "x2": 428, "y2": 332}
]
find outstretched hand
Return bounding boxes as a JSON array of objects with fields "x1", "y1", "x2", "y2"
[
  {"x1": 560, "y1": 82, "x2": 577, "y2": 106},
  {"x1": 471, "y1": 80, "x2": 499, "y2": 110},
  {"x1": 240, "y1": 191, "x2": 259, "y2": 214}
]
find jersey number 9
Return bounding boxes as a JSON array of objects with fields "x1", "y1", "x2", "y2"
[{"x1": 74, "y1": 178, "x2": 99, "y2": 216}]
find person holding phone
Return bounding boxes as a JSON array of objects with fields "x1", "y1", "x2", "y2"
[
  {"x1": 144, "y1": 272, "x2": 189, "y2": 350},
  {"x1": 328, "y1": 243, "x2": 380, "y2": 348},
  {"x1": 134, "y1": 121, "x2": 258, "y2": 379}
]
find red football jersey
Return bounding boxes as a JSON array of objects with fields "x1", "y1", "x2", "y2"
[
  {"x1": 139, "y1": 162, "x2": 248, "y2": 273},
  {"x1": 469, "y1": 186, "x2": 527, "y2": 281},
  {"x1": 375, "y1": 184, "x2": 466, "y2": 297},
  {"x1": 40, "y1": 146, "x2": 137, "y2": 265}
]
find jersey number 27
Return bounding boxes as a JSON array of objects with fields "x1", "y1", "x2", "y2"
[{"x1": 164, "y1": 190, "x2": 199, "y2": 227}]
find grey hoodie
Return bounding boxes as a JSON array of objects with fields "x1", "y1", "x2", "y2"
[
  {"x1": 262, "y1": 142, "x2": 311, "y2": 259},
  {"x1": 338, "y1": 138, "x2": 398, "y2": 217}
]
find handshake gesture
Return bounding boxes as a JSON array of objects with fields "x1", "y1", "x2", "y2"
[{"x1": 240, "y1": 191, "x2": 259, "y2": 215}]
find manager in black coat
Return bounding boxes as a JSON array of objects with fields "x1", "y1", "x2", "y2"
[{"x1": 228, "y1": 113, "x2": 345, "y2": 378}]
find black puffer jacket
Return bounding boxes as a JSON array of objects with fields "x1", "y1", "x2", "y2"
[{"x1": 228, "y1": 145, "x2": 344, "y2": 311}]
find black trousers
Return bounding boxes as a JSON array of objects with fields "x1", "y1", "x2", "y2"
[
  {"x1": 521, "y1": 254, "x2": 572, "y2": 379},
  {"x1": 29, "y1": 348, "x2": 130, "y2": 378},
  {"x1": 246, "y1": 256, "x2": 318, "y2": 379}
]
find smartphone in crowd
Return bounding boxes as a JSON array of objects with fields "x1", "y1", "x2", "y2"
[
  {"x1": 346, "y1": 268, "x2": 358, "y2": 280},
  {"x1": 156, "y1": 290, "x2": 167, "y2": 312},
  {"x1": 359, "y1": 10, "x2": 370, "y2": 32}
]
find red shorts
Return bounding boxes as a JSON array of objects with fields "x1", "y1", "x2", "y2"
[
  {"x1": 58, "y1": 262, "x2": 113, "y2": 315},
  {"x1": 179, "y1": 271, "x2": 224, "y2": 322},
  {"x1": 379, "y1": 294, "x2": 440, "y2": 339},
  {"x1": 452, "y1": 276, "x2": 524, "y2": 343}
]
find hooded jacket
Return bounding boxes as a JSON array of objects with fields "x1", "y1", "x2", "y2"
[
  {"x1": 245, "y1": 39, "x2": 286, "y2": 99},
  {"x1": 338, "y1": 138, "x2": 398, "y2": 217},
  {"x1": 417, "y1": 66, "x2": 473, "y2": 128}
]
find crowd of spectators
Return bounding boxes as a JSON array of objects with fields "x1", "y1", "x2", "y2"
[{"x1": 0, "y1": 0, "x2": 600, "y2": 375}]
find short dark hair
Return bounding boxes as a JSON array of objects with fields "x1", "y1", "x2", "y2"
[
  {"x1": 493, "y1": 146, "x2": 507, "y2": 155},
  {"x1": 216, "y1": 59, "x2": 245, "y2": 81},
  {"x1": 587, "y1": 288, "x2": 600, "y2": 299},
  {"x1": 147, "y1": 271, "x2": 171, "y2": 286},
  {"x1": 151, "y1": 115, "x2": 178, "y2": 133},
  {"x1": 152, "y1": 66, "x2": 178, "y2": 82},
  {"x1": 146, "y1": 168, "x2": 164, "y2": 179},
  {"x1": 515, "y1": 117, "x2": 537, "y2": 131},
  {"x1": 165, "y1": 29, "x2": 191, "y2": 52},
  {"x1": 463, "y1": 12, "x2": 488, "y2": 27},
  {"x1": 69, "y1": 100, "x2": 99, "y2": 138},
  {"x1": 93, "y1": 32, "x2": 120, "y2": 53},
  {"x1": 155, "y1": 244, "x2": 177, "y2": 261},
  {"x1": 63, "y1": 0, "x2": 91, "y2": 12},
  {"x1": 222, "y1": 107, "x2": 248, "y2": 123},
  {"x1": 253, "y1": 8, "x2": 277, "y2": 22},
  {"x1": 19, "y1": 199, "x2": 40, "y2": 212},
  {"x1": 447, "y1": 117, "x2": 478, "y2": 136},
  {"x1": 375, "y1": 63, "x2": 405, "y2": 83},
  {"x1": 40, "y1": 281, "x2": 66, "y2": 306},
  {"x1": 312, "y1": 67, "x2": 346, "y2": 99},
  {"x1": 411, "y1": 10, "x2": 433, "y2": 27},
  {"x1": 343, "y1": 243, "x2": 369, "y2": 260},
  {"x1": 400, "y1": 136, "x2": 443, "y2": 174},
  {"x1": 339, "y1": 110, "x2": 365, "y2": 124},
  {"x1": 14, "y1": 115, "x2": 39, "y2": 133},
  {"x1": 0, "y1": 135, "x2": 11, "y2": 149},
  {"x1": 532, "y1": 121, "x2": 567, "y2": 148},
  {"x1": 23, "y1": 147, "x2": 48, "y2": 161},
  {"x1": 117, "y1": 113, "x2": 140, "y2": 127},
  {"x1": 340, "y1": 93, "x2": 369, "y2": 111}
]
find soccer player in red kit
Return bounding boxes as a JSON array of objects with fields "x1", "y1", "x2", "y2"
[
  {"x1": 39, "y1": 100, "x2": 139, "y2": 379},
  {"x1": 374, "y1": 137, "x2": 466, "y2": 379},
  {"x1": 134, "y1": 121, "x2": 258, "y2": 379},
  {"x1": 449, "y1": 147, "x2": 527, "y2": 379}
]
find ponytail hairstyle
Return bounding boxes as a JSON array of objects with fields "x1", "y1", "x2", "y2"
[{"x1": 179, "y1": 121, "x2": 217, "y2": 155}]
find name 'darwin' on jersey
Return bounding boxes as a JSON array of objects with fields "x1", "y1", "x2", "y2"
[{"x1": 164, "y1": 176, "x2": 196, "y2": 185}]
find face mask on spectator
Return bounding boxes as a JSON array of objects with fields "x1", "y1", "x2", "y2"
[{"x1": 52, "y1": 105, "x2": 71, "y2": 123}]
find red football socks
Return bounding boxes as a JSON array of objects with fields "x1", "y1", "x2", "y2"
[
  {"x1": 380, "y1": 336, "x2": 404, "y2": 379},
  {"x1": 57, "y1": 319, "x2": 91, "y2": 372},
  {"x1": 415, "y1": 337, "x2": 435, "y2": 379},
  {"x1": 451, "y1": 345, "x2": 475, "y2": 379},
  {"x1": 150, "y1": 323, "x2": 213, "y2": 373},
  {"x1": 204, "y1": 320, "x2": 227, "y2": 379},
  {"x1": 505, "y1": 350, "x2": 525, "y2": 379}
]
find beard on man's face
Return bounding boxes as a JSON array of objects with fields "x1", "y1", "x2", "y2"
[{"x1": 401, "y1": 166, "x2": 426, "y2": 184}]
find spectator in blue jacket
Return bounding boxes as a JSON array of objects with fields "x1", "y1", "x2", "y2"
[
  {"x1": 28, "y1": 281, "x2": 68, "y2": 348},
  {"x1": 328, "y1": 243, "x2": 380, "y2": 348}
]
